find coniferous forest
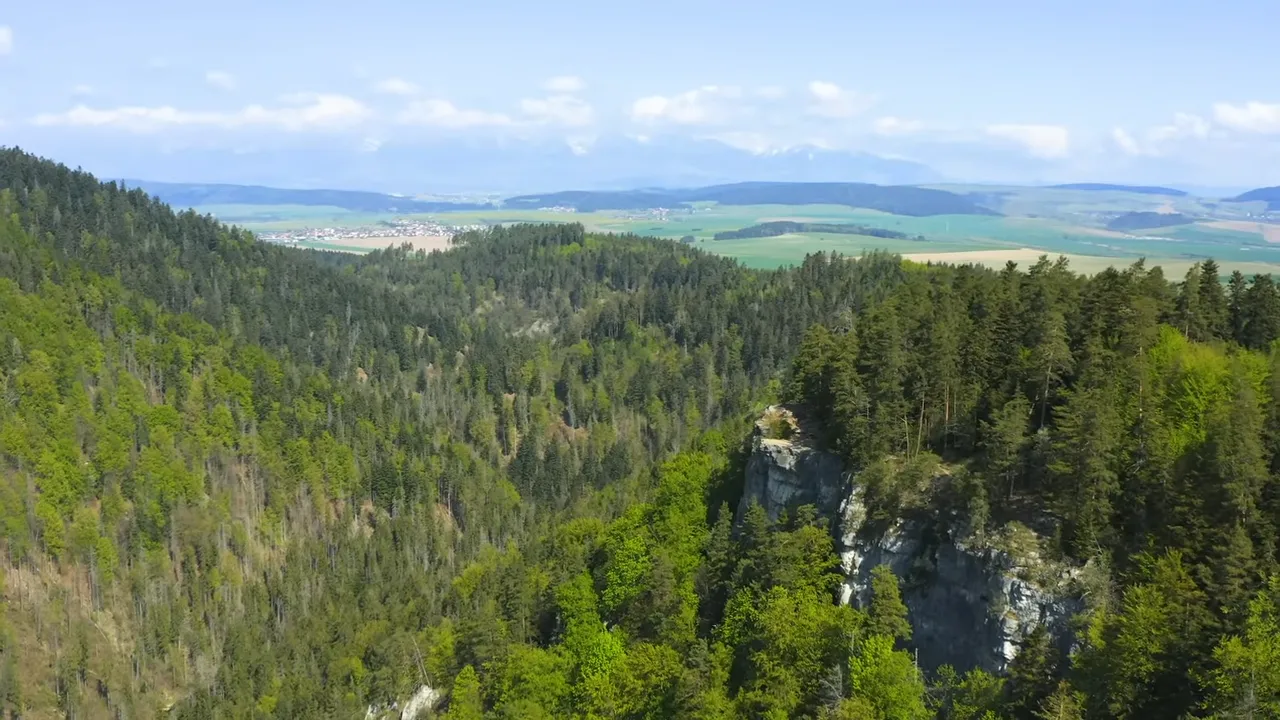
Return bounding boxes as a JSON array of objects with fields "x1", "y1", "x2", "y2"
[{"x1": 0, "y1": 148, "x2": 1278, "y2": 719}]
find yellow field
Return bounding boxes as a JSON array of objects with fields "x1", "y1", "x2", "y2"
[
  {"x1": 317, "y1": 235, "x2": 456, "y2": 252},
  {"x1": 903, "y1": 247, "x2": 1280, "y2": 277},
  {"x1": 1201, "y1": 220, "x2": 1280, "y2": 243}
]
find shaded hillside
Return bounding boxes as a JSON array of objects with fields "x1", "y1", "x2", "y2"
[
  {"x1": 1230, "y1": 185, "x2": 1280, "y2": 211},
  {"x1": 1105, "y1": 211, "x2": 1195, "y2": 231},
  {"x1": 1051, "y1": 182, "x2": 1188, "y2": 196},
  {"x1": 124, "y1": 179, "x2": 490, "y2": 213},
  {"x1": 2, "y1": 147, "x2": 1280, "y2": 720},
  {"x1": 713, "y1": 220, "x2": 917, "y2": 241},
  {"x1": 505, "y1": 181, "x2": 1000, "y2": 216}
]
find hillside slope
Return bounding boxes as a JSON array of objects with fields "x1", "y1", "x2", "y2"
[
  {"x1": 0, "y1": 149, "x2": 1278, "y2": 720},
  {"x1": 1230, "y1": 185, "x2": 1280, "y2": 210},
  {"x1": 123, "y1": 179, "x2": 489, "y2": 213},
  {"x1": 505, "y1": 181, "x2": 1000, "y2": 216},
  {"x1": 1050, "y1": 182, "x2": 1188, "y2": 196},
  {"x1": 1105, "y1": 211, "x2": 1195, "y2": 231}
]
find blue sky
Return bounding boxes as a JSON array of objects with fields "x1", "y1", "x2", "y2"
[{"x1": 2, "y1": 0, "x2": 1279, "y2": 188}]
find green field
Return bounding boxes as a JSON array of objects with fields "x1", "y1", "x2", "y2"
[
  {"x1": 197, "y1": 203, "x2": 398, "y2": 230},
  {"x1": 209, "y1": 192, "x2": 1280, "y2": 276}
]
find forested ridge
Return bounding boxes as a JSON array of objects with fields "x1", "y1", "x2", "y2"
[
  {"x1": 503, "y1": 182, "x2": 998, "y2": 216},
  {"x1": 0, "y1": 147, "x2": 1278, "y2": 719},
  {"x1": 712, "y1": 222, "x2": 916, "y2": 242}
]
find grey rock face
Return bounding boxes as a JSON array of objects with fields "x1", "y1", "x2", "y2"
[
  {"x1": 363, "y1": 683, "x2": 441, "y2": 720},
  {"x1": 738, "y1": 407, "x2": 1080, "y2": 673},
  {"x1": 738, "y1": 429, "x2": 846, "y2": 524}
]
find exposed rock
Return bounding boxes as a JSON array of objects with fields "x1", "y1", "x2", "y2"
[
  {"x1": 737, "y1": 406, "x2": 1081, "y2": 673},
  {"x1": 363, "y1": 683, "x2": 441, "y2": 720},
  {"x1": 737, "y1": 405, "x2": 845, "y2": 524},
  {"x1": 401, "y1": 684, "x2": 442, "y2": 719}
]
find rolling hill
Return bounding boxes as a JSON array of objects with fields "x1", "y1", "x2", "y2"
[
  {"x1": 1105, "y1": 211, "x2": 1195, "y2": 231},
  {"x1": 122, "y1": 179, "x2": 491, "y2": 213},
  {"x1": 1229, "y1": 186, "x2": 1280, "y2": 211},
  {"x1": 504, "y1": 181, "x2": 1000, "y2": 216},
  {"x1": 1050, "y1": 183, "x2": 1188, "y2": 196}
]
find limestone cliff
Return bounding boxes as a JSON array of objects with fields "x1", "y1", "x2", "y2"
[
  {"x1": 365, "y1": 683, "x2": 441, "y2": 720},
  {"x1": 737, "y1": 406, "x2": 1081, "y2": 673},
  {"x1": 737, "y1": 406, "x2": 845, "y2": 524}
]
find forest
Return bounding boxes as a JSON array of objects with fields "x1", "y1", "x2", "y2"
[
  {"x1": 1103, "y1": 212, "x2": 1194, "y2": 232},
  {"x1": 504, "y1": 182, "x2": 996, "y2": 216},
  {"x1": 0, "y1": 147, "x2": 1278, "y2": 719},
  {"x1": 712, "y1": 222, "x2": 915, "y2": 241}
]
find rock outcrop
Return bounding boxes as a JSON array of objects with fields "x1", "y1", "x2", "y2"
[
  {"x1": 737, "y1": 406, "x2": 1081, "y2": 673},
  {"x1": 364, "y1": 683, "x2": 442, "y2": 720},
  {"x1": 738, "y1": 406, "x2": 845, "y2": 524}
]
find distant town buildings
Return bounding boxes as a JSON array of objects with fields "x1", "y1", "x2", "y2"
[{"x1": 259, "y1": 218, "x2": 485, "y2": 244}]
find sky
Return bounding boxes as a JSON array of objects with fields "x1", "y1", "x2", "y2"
[{"x1": 2, "y1": 0, "x2": 1279, "y2": 190}]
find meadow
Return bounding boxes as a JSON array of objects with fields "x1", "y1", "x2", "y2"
[{"x1": 201, "y1": 191, "x2": 1280, "y2": 276}]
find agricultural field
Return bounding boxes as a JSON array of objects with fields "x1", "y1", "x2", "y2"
[
  {"x1": 200, "y1": 188, "x2": 1280, "y2": 276},
  {"x1": 199, "y1": 203, "x2": 396, "y2": 230}
]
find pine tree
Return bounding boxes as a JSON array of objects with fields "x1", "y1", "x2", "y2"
[
  {"x1": 867, "y1": 564, "x2": 912, "y2": 642},
  {"x1": 1049, "y1": 387, "x2": 1124, "y2": 556},
  {"x1": 857, "y1": 302, "x2": 908, "y2": 461},
  {"x1": 982, "y1": 396, "x2": 1031, "y2": 505},
  {"x1": 792, "y1": 324, "x2": 837, "y2": 413},
  {"x1": 1034, "y1": 681, "x2": 1084, "y2": 720},
  {"x1": 1228, "y1": 270, "x2": 1249, "y2": 345},
  {"x1": 1005, "y1": 625, "x2": 1059, "y2": 719},
  {"x1": 1243, "y1": 274, "x2": 1280, "y2": 350},
  {"x1": 1198, "y1": 259, "x2": 1229, "y2": 341},
  {"x1": 1176, "y1": 264, "x2": 1205, "y2": 340}
]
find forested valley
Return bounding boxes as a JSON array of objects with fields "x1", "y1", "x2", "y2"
[{"x1": 0, "y1": 148, "x2": 1278, "y2": 719}]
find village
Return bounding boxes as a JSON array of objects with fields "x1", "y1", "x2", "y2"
[{"x1": 259, "y1": 218, "x2": 486, "y2": 244}]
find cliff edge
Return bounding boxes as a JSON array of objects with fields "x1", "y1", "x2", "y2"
[{"x1": 737, "y1": 405, "x2": 1081, "y2": 673}]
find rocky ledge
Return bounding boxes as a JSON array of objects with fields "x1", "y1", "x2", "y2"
[{"x1": 737, "y1": 405, "x2": 1081, "y2": 673}]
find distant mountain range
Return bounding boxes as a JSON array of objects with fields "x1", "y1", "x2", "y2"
[
  {"x1": 1050, "y1": 183, "x2": 1188, "y2": 197},
  {"x1": 123, "y1": 180, "x2": 489, "y2": 213},
  {"x1": 505, "y1": 182, "x2": 999, "y2": 216},
  {"x1": 63, "y1": 136, "x2": 944, "y2": 193},
  {"x1": 1229, "y1": 186, "x2": 1280, "y2": 211},
  {"x1": 134, "y1": 178, "x2": 998, "y2": 218}
]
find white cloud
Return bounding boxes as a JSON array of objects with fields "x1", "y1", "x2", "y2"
[
  {"x1": 32, "y1": 93, "x2": 372, "y2": 133},
  {"x1": 755, "y1": 86, "x2": 787, "y2": 100},
  {"x1": 873, "y1": 116, "x2": 924, "y2": 136},
  {"x1": 1112, "y1": 127, "x2": 1142, "y2": 156},
  {"x1": 565, "y1": 135, "x2": 596, "y2": 155},
  {"x1": 630, "y1": 85, "x2": 742, "y2": 125},
  {"x1": 710, "y1": 131, "x2": 782, "y2": 154},
  {"x1": 985, "y1": 124, "x2": 1070, "y2": 159},
  {"x1": 807, "y1": 81, "x2": 875, "y2": 118},
  {"x1": 1112, "y1": 113, "x2": 1211, "y2": 157},
  {"x1": 1213, "y1": 101, "x2": 1280, "y2": 134},
  {"x1": 205, "y1": 70, "x2": 237, "y2": 91},
  {"x1": 1149, "y1": 112, "x2": 1210, "y2": 143},
  {"x1": 545, "y1": 75, "x2": 585, "y2": 93},
  {"x1": 397, "y1": 99, "x2": 512, "y2": 128},
  {"x1": 374, "y1": 77, "x2": 420, "y2": 96},
  {"x1": 71, "y1": 84, "x2": 94, "y2": 96},
  {"x1": 0, "y1": 26, "x2": 12, "y2": 55},
  {"x1": 520, "y1": 94, "x2": 594, "y2": 127}
]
